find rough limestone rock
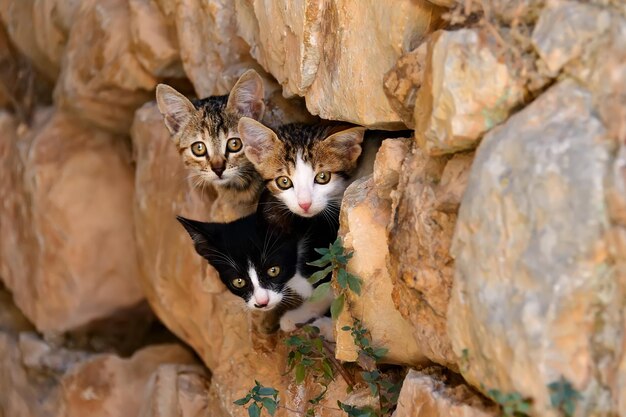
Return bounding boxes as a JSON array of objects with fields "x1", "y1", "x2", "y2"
[
  {"x1": 61, "y1": 344, "x2": 196, "y2": 417},
  {"x1": 236, "y1": 0, "x2": 443, "y2": 128},
  {"x1": 448, "y1": 80, "x2": 615, "y2": 416},
  {"x1": 132, "y1": 102, "x2": 366, "y2": 416},
  {"x1": 54, "y1": 0, "x2": 156, "y2": 134},
  {"x1": 388, "y1": 146, "x2": 473, "y2": 369},
  {"x1": 336, "y1": 175, "x2": 428, "y2": 366},
  {"x1": 139, "y1": 364, "x2": 220, "y2": 417},
  {"x1": 129, "y1": 0, "x2": 184, "y2": 79},
  {"x1": 0, "y1": 109, "x2": 143, "y2": 332},
  {"x1": 162, "y1": 0, "x2": 256, "y2": 97},
  {"x1": 392, "y1": 368, "x2": 497, "y2": 417},
  {"x1": 373, "y1": 138, "x2": 411, "y2": 200},
  {"x1": 532, "y1": 1, "x2": 612, "y2": 76},
  {"x1": 414, "y1": 29, "x2": 525, "y2": 155}
]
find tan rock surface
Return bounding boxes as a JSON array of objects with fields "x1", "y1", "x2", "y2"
[
  {"x1": 0, "y1": 109, "x2": 143, "y2": 332},
  {"x1": 54, "y1": 0, "x2": 156, "y2": 134},
  {"x1": 448, "y1": 80, "x2": 615, "y2": 416},
  {"x1": 392, "y1": 368, "x2": 497, "y2": 417},
  {"x1": 388, "y1": 146, "x2": 472, "y2": 369},
  {"x1": 132, "y1": 101, "x2": 362, "y2": 416},
  {"x1": 414, "y1": 29, "x2": 525, "y2": 155},
  {"x1": 336, "y1": 175, "x2": 428, "y2": 366},
  {"x1": 373, "y1": 138, "x2": 411, "y2": 200},
  {"x1": 236, "y1": 0, "x2": 443, "y2": 128}
]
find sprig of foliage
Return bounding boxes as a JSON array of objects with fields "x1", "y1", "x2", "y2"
[
  {"x1": 548, "y1": 376, "x2": 581, "y2": 417},
  {"x1": 234, "y1": 381, "x2": 279, "y2": 417},
  {"x1": 339, "y1": 320, "x2": 401, "y2": 417},
  {"x1": 487, "y1": 389, "x2": 532, "y2": 417},
  {"x1": 308, "y1": 237, "x2": 362, "y2": 318},
  {"x1": 284, "y1": 325, "x2": 335, "y2": 404}
]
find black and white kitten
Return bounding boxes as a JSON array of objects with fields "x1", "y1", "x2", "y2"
[{"x1": 177, "y1": 214, "x2": 333, "y2": 333}]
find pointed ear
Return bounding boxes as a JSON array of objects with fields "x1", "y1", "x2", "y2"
[
  {"x1": 176, "y1": 216, "x2": 216, "y2": 257},
  {"x1": 226, "y1": 70, "x2": 265, "y2": 120},
  {"x1": 156, "y1": 84, "x2": 196, "y2": 136},
  {"x1": 322, "y1": 127, "x2": 366, "y2": 164},
  {"x1": 238, "y1": 117, "x2": 279, "y2": 167}
]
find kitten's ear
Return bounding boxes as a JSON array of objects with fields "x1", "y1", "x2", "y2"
[
  {"x1": 176, "y1": 216, "x2": 216, "y2": 257},
  {"x1": 238, "y1": 117, "x2": 279, "y2": 166},
  {"x1": 226, "y1": 70, "x2": 265, "y2": 120},
  {"x1": 156, "y1": 84, "x2": 196, "y2": 136},
  {"x1": 322, "y1": 127, "x2": 366, "y2": 164}
]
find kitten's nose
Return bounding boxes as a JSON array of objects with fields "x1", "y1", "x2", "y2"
[
  {"x1": 254, "y1": 300, "x2": 268, "y2": 308},
  {"x1": 298, "y1": 201, "x2": 312, "y2": 212},
  {"x1": 210, "y1": 164, "x2": 225, "y2": 178}
]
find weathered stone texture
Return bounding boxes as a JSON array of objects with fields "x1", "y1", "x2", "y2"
[
  {"x1": 392, "y1": 368, "x2": 497, "y2": 417},
  {"x1": 336, "y1": 175, "x2": 428, "y2": 366},
  {"x1": 236, "y1": 0, "x2": 443, "y2": 128},
  {"x1": 0, "y1": 110, "x2": 143, "y2": 332},
  {"x1": 448, "y1": 80, "x2": 616, "y2": 416},
  {"x1": 413, "y1": 29, "x2": 525, "y2": 155}
]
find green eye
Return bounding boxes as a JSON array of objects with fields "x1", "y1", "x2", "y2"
[
  {"x1": 275, "y1": 176, "x2": 293, "y2": 190},
  {"x1": 231, "y1": 278, "x2": 246, "y2": 288},
  {"x1": 191, "y1": 141, "x2": 207, "y2": 157},
  {"x1": 314, "y1": 171, "x2": 331, "y2": 184},
  {"x1": 267, "y1": 266, "x2": 281, "y2": 277},
  {"x1": 227, "y1": 137, "x2": 242, "y2": 153}
]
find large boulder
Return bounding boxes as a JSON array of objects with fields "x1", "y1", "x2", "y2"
[
  {"x1": 236, "y1": 0, "x2": 444, "y2": 128},
  {"x1": 448, "y1": 80, "x2": 616, "y2": 416},
  {"x1": 0, "y1": 109, "x2": 143, "y2": 332}
]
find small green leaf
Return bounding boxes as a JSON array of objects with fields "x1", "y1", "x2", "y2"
[
  {"x1": 308, "y1": 265, "x2": 333, "y2": 285},
  {"x1": 346, "y1": 273, "x2": 362, "y2": 295},
  {"x1": 307, "y1": 253, "x2": 332, "y2": 268},
  {"x1": 372, "y1": 347, "x2": 388, "y2": 359},
  {"x1": 322, "y1": 360, "x2": 334, "y2": 379},
  {"x1": 309, "y1": 282, "x2": 331, "y2": 302},
  {"x1": 261, "y1": 398, "x2": 277, "y2": 416},
  {"x1": 337, "y1": 269, "x2": 348, "y2": 288},
  {"x1": 295, "y1": 364, "x2": 306, "y2": 384},
  {"x1": 233, "y1": 397, "x2": 249, "y2": 406},
  {"x1": 258, "y1": 387, "x2": 278, "y2": 396},
  {"x1": 248, "y1": 403, "x2": 261, "y2": 417},
  {"x1": 330, "y1": 294, "x2": 345, "y2": 319},
  {"x1": 314, "y1": 247, "x2": 330, "y2": 255},
  {"x1": 341, "y1": 325, "x2": 351, "y2": 331},
  {"x1": 330, "y1": 237, "x2": 344, "y2": 255}
]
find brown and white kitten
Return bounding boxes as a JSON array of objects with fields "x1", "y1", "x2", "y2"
[
  {"x1": 238, "y1": 119, "x2": 367, "y2": 219},
  {"x1": 155, "y1": 70, "x2": 265, "y2": 214}
]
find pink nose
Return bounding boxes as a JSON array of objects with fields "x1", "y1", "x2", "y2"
[
  {"x1": 298, "y1": 201, "x2": 312, "y2": 212},
  {"x1": 254, "y1": 294, "x2": 269, "y2": 308}
]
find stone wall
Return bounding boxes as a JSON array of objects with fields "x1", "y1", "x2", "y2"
[{"x1": 1, "y1": 1, "x2": 626, "y2": 416}]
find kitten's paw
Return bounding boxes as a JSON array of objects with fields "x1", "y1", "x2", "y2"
[
  {"x1": 279, "y1": 315, "x2": 298, "y2": 333},
  {"x1": 311, "y1": 317, "x2": 335, "y2": 342}
]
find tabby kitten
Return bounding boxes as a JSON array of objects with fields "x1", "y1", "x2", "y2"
[
  {"x1": 177, "y1": 214, "x2": 333, "y2": 333},
  {"x1": 155, "y1": 70, "x2": 265, "y2": 204},
  {"x1": 238, "y1": 119, "x2": 366, "y2": 218}
]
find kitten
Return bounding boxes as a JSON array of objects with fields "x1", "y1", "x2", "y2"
[
  {"x1": 155, "y1": 70, "x2": 266, "y2": 211},
  {"x1": 238, "y1": 120, "x2": 367, "y2": 219},
  {"x1": 177, "y1": 214, "x2": 334, "y2": 333}
]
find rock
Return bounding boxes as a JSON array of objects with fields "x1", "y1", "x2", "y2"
[
  {"x1": 532, "y1": 1, "x2": 611, "y2": 76},
  {"x1": 373, "y1": 138, "x2": 411, "y2": 200},
  {"x1": 413, "y1": 29, "x2": 525, "y2": 155},
  {"x1": 0, "y1": 109, "x2": 143, "y2": 332},
  {"x1": 163, "y1": 0, "x2": 257, "y2": 97},
  {"x1": 132, "y1": 101, "x2": 363, "y2": 416},
  {"x1": 61, "y1": 344, "x2": 196, "y2": 417},
  {"x1": 54, "y1": 0, "x2": 156, "y2": 134},
  {"x1": 448, "y1": 80, "x2": 615, "y2": 416},
  {"x1": 392, "y1": 368, "x2": 497, "y2": 417},
  {"x1": 336, "y1": 175, "x2": 428, "y2": 366},
  {"x1": 129, "y1": 0, "x2": 185, "y2": 79},
  {"x1": 236, "y1": 0, "x2": 444, "y2": 128},
  {"x1": 387, "y1": 145, "x2": 473, "y2": 369}
]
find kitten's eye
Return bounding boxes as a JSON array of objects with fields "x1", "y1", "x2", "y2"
[
  {"x1": 267, "y1": 266, "x2": 281, "y2": 277},
  {"x1": 231, "y1": 278, "x2": 246, "y2": 289},
  {"x1": 275, "y1": 176, "x2": 293, "y2": 190},
  {"x1": 227, "y1": 137, "x2": 243, "y2": 153},
  {"x1": 191, "y1": 141, "x2": 207, "y2": 157},
  {"x1": 314, "y1": 171, "x2": 331, "y2": 184}
]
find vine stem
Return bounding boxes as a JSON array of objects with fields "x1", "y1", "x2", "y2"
[{"x1": 322, "y1": 339, "x2": 355, "y2": 388}]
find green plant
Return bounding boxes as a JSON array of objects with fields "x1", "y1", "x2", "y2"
[
  {"x1": 234, "y1": 381, "x2": 279, "y2": 417},
  {"x1": 487, "y1": 389, "x2": 532, "y2": 417},
  {"x1": 307, "y1": 237, "x2": 362, "y2": 318},
  {"x1": 548, "y1": 376, "x2": 581, "y2": 417}
]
